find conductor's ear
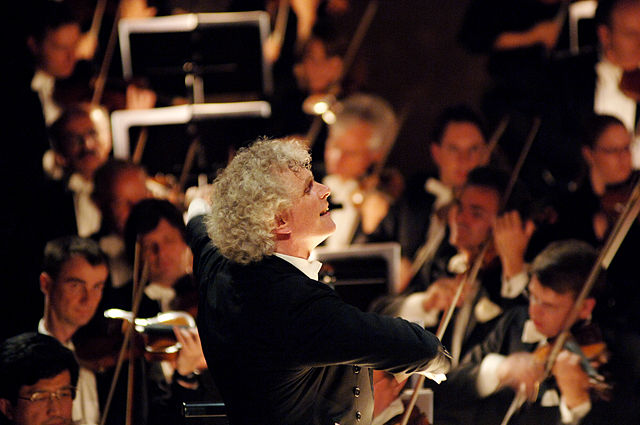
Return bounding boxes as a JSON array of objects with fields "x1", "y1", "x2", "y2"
[{"x1": 274, "y1": 213, "x2": 292, "y2": 238}]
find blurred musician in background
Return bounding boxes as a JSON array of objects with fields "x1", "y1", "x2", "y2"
[
  {"x1": 367, "y1": 104, "x2": 490, "y2": 292},
  {"x1": 43, "y1": 103, "x2": 112, "y2": 240},
  {"x1": 321, "y1": 92, "x2": 401, "y2": 248},
  {"x1": 372, "y1": 166, "x2": 534, "y2": 366},
  {"x1": 91, "y1": 159, "x2": 152, "y2": 288},
  {"x1": 547, "y1": 0, "x2": 640, "y2": 186},
  {"x1": 553, "y1": 113, "x2": 640, "y2": 333}
]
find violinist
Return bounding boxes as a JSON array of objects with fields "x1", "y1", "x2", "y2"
[
  {"x1": 553, "y1": 114, "x2": 640, "y2": 331},
  {"x1": 25, "y1": 0, "x2": 83, "y2": 126},
  {"x1": 432, "y1": 239, "x2": 640, "y2": 425},
  {"x1": 373, "y1": 167, "x2": 534, "y2": 366},
  {"x1": 42, "y1": 102, "x2": 112, "y2": 244},
  {"x1": 37, "y1": 235, "x2": 109, "y2": 425},
  {"x1": 91, "y1": 159, "x2": 152, "y2": 289},
  {"x1": 555, "y1": 114, "x2": 636, "y2": 245},
  {"x1": 366, "y1": 104, "x2": 491, "y2": 293},
  {"x1": 320, "y1": 92, "x2": 400, "y2": 248},
  {"x1": 97, "y1": 198, "x2": 213, "y2": 425}
]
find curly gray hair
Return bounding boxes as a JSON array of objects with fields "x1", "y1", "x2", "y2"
[{"x1": 206, "y1": 138, "x2": 311, "y2": 264}]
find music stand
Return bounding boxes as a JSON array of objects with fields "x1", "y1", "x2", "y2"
[
  {"x1": 310, "y1": 242, "x2": 401, "y2": 312},
  {"x1": 118, "y1": 12, "x2": 273, "y2": 103},
  {"x1": 110, "y1": 101, "x2": 271, "y2": 179}
]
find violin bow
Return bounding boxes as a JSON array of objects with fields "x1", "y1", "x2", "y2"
[
  {"x1": 91, "y1": 0, "x2": 124, "y2": 106},
  {"x1": 306, "y1": 0, "x2": 379, "y2": 147},
  {"x1": 99, "y1": 240, "x2": 149, "y2": 425},
  {"x1": 400, "y1": 117, "x2": 539, "y2": 425},
  {"x1": 407, "y1": 113, "x2": 511, "y2": 285},
  {"x1": 500, "y1": 166, "x2": 640, "y2": 425},
  {"x1": 266, "y1": 0, "x2": 290, "y2": 63}
]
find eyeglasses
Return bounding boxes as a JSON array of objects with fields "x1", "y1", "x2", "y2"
[
  {"x1": 17, "y1": 387, "x2": 76, "y2": 403},
  {"x1": 594, "y1": 144, "x2": 631, "y2": 155}
]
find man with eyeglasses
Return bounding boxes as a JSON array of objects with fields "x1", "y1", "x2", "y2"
[
  {"x1": 430, "y1": 239, "x2": 640, "y2": 425},
  {"x1": 0, "y1": 332, "x2": 79, "y2": 425},
  {"x1": 43, "y1": 102, "x2": 112, "y2": 241},
  {"x1": 366, "y1": 104, "x2": 492, "y2": 294}
]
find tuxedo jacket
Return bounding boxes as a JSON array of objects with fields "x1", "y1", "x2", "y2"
[
  {"x1": 187, "y1": 215, "x2": 447, "y2": 425},
  {"x1": 433, "y1": 306, "x2": 640, "y2": 425}
]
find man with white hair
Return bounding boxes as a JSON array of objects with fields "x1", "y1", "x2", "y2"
[
  {"x1": 322, "y1": 92, "x2": 401, "y2": 247},
  {"x1": 187, "y1": 138, "x2": 451, "y2": 425}
]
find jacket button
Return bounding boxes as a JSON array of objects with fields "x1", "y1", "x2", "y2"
[
  {"x1": 353, "y1": 365, "x2": 361, "y2": 374},
  {"x1": 353, "y1": 386, "x2": 360, "y2": 397},
  {"x1": 355, "y1": 411, "x2": 362, "y2": 421}
]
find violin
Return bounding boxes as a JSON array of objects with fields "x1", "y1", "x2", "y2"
[
  {"x1": 75, "y1": 309, "x2": 197, "y2": 372},
  {"x1": 532, "y1": 320, "x2": 612, "y2": 401},
  {"x1": 600, "y1": 171, "x2": 640, "y2": 230}
]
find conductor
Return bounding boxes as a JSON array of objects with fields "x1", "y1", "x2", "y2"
[{"x1": 186, "y1": 138, "x2": 451, "y2": 425}]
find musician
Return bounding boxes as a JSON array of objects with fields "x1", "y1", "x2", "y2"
[
  {"x1": 552, "y1": 114, "x2": 640, "y2": 332},
  {"x1": 186, "y1": 138, "x2": 451, "y2": 425},
  {"x1": 367, "y1": 104, "x2": 490, "y2": 292},
  {"x1": 25, "y1": 0, "x2": 82, "y2": 126},
  {"x1": 37, "y1": 236, "x2": 109, "y2": 425},
  {"x1": 548, "y1": 0, "x2": 640, "y2": 178},
  {"x1": 554, "y1": 114, "x2": 635, "y2": 244},
  {"x1": 91, "y1": 159, "x2": 152, "y2": 288},
  {"x1": 321, "y1": 92, "x2": 400, "y2": 248},
  {"x1": 373, "y1": 166, "x2": 534, "y2": 366},
  {"x1": 96, "y1": 198, "x2": 214, "y2": 425},
  {"x1": 432, "y1": 239, "x2": 640, "y2": 425},
  {"x1": 43, "y1": 103, "x2": 112, "y2": 240},
  {"x1": 0, "y1": 332, "x2": 79, "y2": 425}
]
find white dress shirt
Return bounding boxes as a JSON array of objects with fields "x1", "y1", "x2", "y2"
[
  {"x1": 594, "y1": 58, "x2": 640, "y2": 168},
  {"x1": 38, "y1": 320, "x2": 100, "y2": 425},
  {"x1": 67, "y1": 174, "x2": 101, "y2": 238}
]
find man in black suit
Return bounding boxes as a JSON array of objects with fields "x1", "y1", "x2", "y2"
[
  {"x1": 432, "y1": 239, "x2": 640, "y2": 425},
  {"x1": 186, "y1": 138, "x2": 451, "y2": 425}
]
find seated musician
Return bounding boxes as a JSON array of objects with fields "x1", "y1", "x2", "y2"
[
  {"x1": 186, "y1": 138, "x2": 451, "y2": 425},
  {"x1": 101, "y1": 197, "x2": 207, "y2": 377},
  {"x1": 37, "y1": 236, "x2": 108, "y2": 425},
  {"x1": 552, "y1": 113, "x2": 640, "y2": 331},
  {"x1": 367, "y1": 104, "x2": 492, "y2": 292},
  {"x1": 372, "y1": 166, "x2": 534, "y2": 366},
  {"x1": 42, "y1": 103, "x2": 112, "y2": 240},
  {"x1": 320, "y1": 92, "x2": 402, "y2": 247},
  {"x1": 91, "y1": 159, "x2": 152, "y2": 288},
  {"x1": 433, "y1": 239, "x2": 640, "y2": 425},
  {"x1": 0, "y1": 332, "x2": 79, "y2": 425}
]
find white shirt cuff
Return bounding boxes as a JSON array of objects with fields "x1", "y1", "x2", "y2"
[
  {"x1": 186, "y1": 198, "x2": 211, "y2": 222},
  {"x1": 501, "y1": 271, "x2": 529, "y2": 299},
  {"x1": 476, "y1": 353, "x2": 506, "y2": 397},
  {"x1": 559, "y1": 397, "x2": 591, "y2": 424},
  {"x1": 397, "y1": 293, "x2": 440, "y2": 327}
]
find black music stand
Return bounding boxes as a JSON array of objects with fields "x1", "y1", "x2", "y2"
[
  {"x1": 118, "y1": 12, "x2": 273, "y2": 103},
  {"x1": 181, "y1": 402, "x2": 228, "y2": 425},
  {"x1": 310, "y1": 242, "x2": 401, "y2": 312},
  {"x1": 110, "y1": 102, "x2": 271, "y2": 180}
]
